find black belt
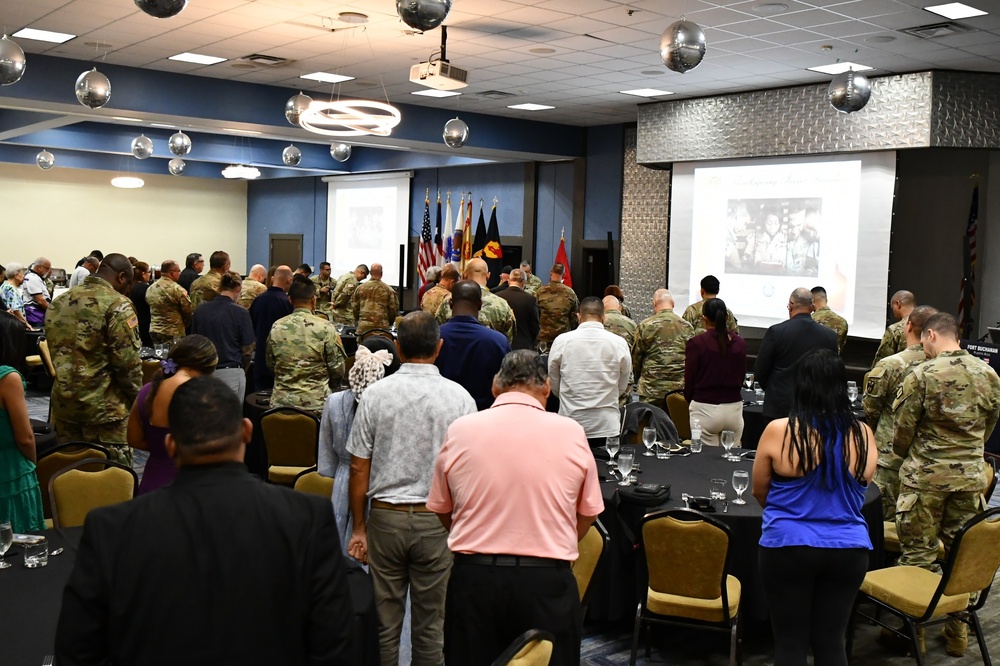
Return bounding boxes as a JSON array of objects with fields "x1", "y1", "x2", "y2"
[
  {"x1": 454, "y1": 554, "x2": 570, "y2": 568},
  {"x1": 216, "y1": 363, "x2": 243, "y2": 370}
]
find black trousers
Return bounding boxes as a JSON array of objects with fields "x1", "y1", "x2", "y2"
[
  {"x1": 444, "y1": 559, "x2": 582, "y2": 666},
  {"x1": 759, "y1": 545, "x2": 869, "y2": 666}
]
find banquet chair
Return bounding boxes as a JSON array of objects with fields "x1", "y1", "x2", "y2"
[
  {"x1": 142, "y1": 358, "x2": 162, "y2": 385},
  {"x1": 260, "y1": 407, "x2": 320, "y2": 485},
  {"x1": 490, "y1": 629, "x2": 555, "y2": 666},
  {"x1": 848, "y1": 506, "x2": 1000, "y2": 665},
  {"x1": 665, "y1": 391, "x2": 691, "y2": 441},
  {"x1": 37, "y1": 339, "x2": 57, "y2": 419},
  {"x1": 573, "y1": 519, "x2": 609, "y2": 611},
  {"x1": 49, "y1": 457, "x2": 138, "y2": 529},
  {"x1": 35, "y1": 442, "x2": 110, "y2": 523},
  {"x1": 359, "y1": 328, "x2": 394, "y2": 342},
  {"x1": 630, "y1": 508, "x2": 742, "y2": 666},
  {"x1": 293, "y1": 466, "x2": 334, "y2": 498}
]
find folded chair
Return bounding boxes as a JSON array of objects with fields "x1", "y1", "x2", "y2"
[{"x1": 49, "y1": 457, "x2": 137, "y2": 528}]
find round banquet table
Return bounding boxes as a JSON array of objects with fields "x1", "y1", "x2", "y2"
[
  {"x1": 738, "y1": 388, "x2": 866, "y2": 450},
  {"x1": 589, "y1": 448, "x2": 883, "y2": 623}
]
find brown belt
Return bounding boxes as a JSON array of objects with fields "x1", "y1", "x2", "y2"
[{"x1": 371, "y1": 499, "x2": 433, "y2": 513}]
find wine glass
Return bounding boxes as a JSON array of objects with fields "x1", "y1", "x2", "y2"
[
  {"x1": 642, "y1": 427, "x2": 657, "y2": 457},
  {"x1": 732, "y1": 470, "x2": 749, "y2": 505},
  {"x1": 538, "y1": 341, "x2": 549, "y2": 354},
  {"x1": 0, "y1": 521, "x2": 12, "y2": 569},
  {"x1": 606, "y1": 436, "x2": 620, "y2": 472},
  {"x1": 721, "y1": 430, "x2": 736, "y2": 461},
  {"x1": 847, "y1": 381, "x2": 859, "y2": 405},
  {"x1": 617, "y1": 449, "x2": 634, "y2": 487}
]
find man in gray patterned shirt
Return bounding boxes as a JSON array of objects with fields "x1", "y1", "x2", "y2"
[{"x1": 347, "y1": 311, "x2": 477, "y2": 666}]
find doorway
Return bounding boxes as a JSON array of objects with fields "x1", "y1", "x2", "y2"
[
  {"x1": 269, "y1": 234, "x2": 302, "y2": 270},
  {"x1": 582, "y1": 247, "x2": 611, "y2": 299}
]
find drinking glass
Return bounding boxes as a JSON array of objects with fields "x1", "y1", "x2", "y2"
[
  {"x1": 744, "y1": 372, "x2": 754, "y2": 391},
  {"x1": 605, "y1": 436, "x2": 620, "y2": 471},
  {"x1": 0, "y1": 521, "x2": 12, "y2": 570},
  {"x1": 732, "y1": 470, "x2": 750, "y2": 505},
  {"x1": 753, "y1": 382, "x2": 764, "y2": 405},
  {"x1": 710, "y1": 478, "x2": 726, "y2": 501},
  {"x1": 23, "y1": 537, "x2": 48, "y2": 568},
  {"x1": 847, "y1": 381, "x2": 859, "y2": 405},
  {"x1": 655, "y1": 438, "x2": 672, "y2": 459},
  {"x1": 721, "y1": 430, "x2": 736, "y2": 461},
  {"x1": 642, "y1": 427, "x2": 657, "y2": 457},
  {"x1": 617, "y1": 449, "x2": 635, "y2": 487},
  {"x1": 537, "y1": 341, "x2": 549, "y2": 354}
]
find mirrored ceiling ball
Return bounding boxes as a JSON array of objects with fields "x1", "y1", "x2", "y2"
[
  {"x1": 168, "y1": 158, "x2": 186, "y2": 176},
  {"x1": 168, "y1": 131, "x2": 192, "y2": 156},
  {"x1": 134, "y1": 0, "x2": 188, "y2": 19},
  {"x1": 330, "y1": 143, "x2": 351, "y2": 163},
  {"x1": 396, "y1": 0, "x2": 452, "y2": 32},
  {"x1": 659, "y1": 20, "x2": 707, "y2": 74},
  {"x1": 36, "y1": 149, "x2": 54, "y2": 171},
  {"x1": 828, "y1": 69, "x2": 872, "y2": 114},
  {"x1": 131, "y1": 134, "x2": 154, "y2": 159},
  {"x1": 0, "y1": 35, "x2": 26, "y2": 85},
  {"x1": 443, "y1": 117, "x2": 469, "y2": 149},
  {"x1": 75, "y1": 68, "x2": 112, "y2": 109},
  {"x1": 285, "y1": 92, "x2": 313, "y2": 126},
  {"x1": 282, "y1": 144, "x2": 302, "y2": 167}
]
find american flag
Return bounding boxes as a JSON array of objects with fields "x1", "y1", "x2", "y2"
[
  {"x1": 958, "y1": 185, "x2": 978, "y2": 336},
  {"x1": 417, "y1": 192, "x2": 435, "y2": 285}
]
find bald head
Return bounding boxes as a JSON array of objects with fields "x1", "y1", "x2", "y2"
[
  {"x1": 891, "y1": 290, "x2": 916, "y2": 319},
  {"x1": 272, "y1": 266, "x2": 293, "y2": 291},
  {"x1": 96, "y1": 253, "x2": 134, "y2": 296},
  {"x1": 370, "y1": 263, "x2": 383, "y2": 280},
  {"x1": 653, "y1": 289, "x2": 674, "y2": 313},
  {"x1": 249, "y1": 264, "x2": 267, "y2": 282},
  {"x1": 464, "y1": 258, "x2": 489, "y2": 286},
  {"x1": 603, "y1": 295, "x2": 621, "y2": 312},
  {"x1": 788, "y1": 288, "x2": 813, "y2": 317}
]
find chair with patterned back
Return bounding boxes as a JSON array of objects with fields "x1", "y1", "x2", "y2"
[
  {"x1": 490, "y1": 629, "x2": 555, "y2": 666},
  {"x1": 49, "y1": 457, "x2": 137, "y2": 528},
  {"x1": 293, "y1": 466, "x2": 334, "y2": 498},
  {"x1": 260, "y1": 406, "x2": 320, "y2": 485},
  {"x1": 35, "y1": 442, "x2": 111, "y2": 523}
]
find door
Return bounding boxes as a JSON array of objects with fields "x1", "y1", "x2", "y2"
[
  {"x1": 582, "y1": 247, "x2": 610, "y2": 299},
  {"x1": 269, "y1": 234, "x2": 302, "y2": 269}
]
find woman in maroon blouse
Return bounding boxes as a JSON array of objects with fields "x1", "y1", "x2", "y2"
[{"x1": 684, "y1": 298, "x2": 747, "y2": 446}]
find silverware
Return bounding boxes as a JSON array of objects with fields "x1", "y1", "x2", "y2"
[
  {"x1": 723, "y1": 500, "x2": 729, "y2": 513},
  {"x1": 50, "y1": 547, "x2": 64, "y2": 557}
]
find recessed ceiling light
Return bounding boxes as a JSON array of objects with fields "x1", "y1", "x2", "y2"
[
  {"x1": 12, "y1": 28, "x2": 75, "y2": 44},
  {"x1": 865, "y1": 35, "x2": 897, "y2": 44},
  {"x1": 620, "y1": 88, "x2": 674, "y2": 97},
  {"x1": 924, "y1": 3, "x2": 988, "y2": 19},
  {"x1": 807, "y1": 61, "x2": 874, "y2": 75},
  {"x1": 112, "y1": 116, "x2": 143, "y2": 122},
  {"x1": 339, "y1": 12, "x2": 369, "y2": 24},
  {"x1": 300, "y1": 72, "x2": 355, "y2": 84},
  {"x1": 84, "y1": 40, "x2": 113, "y2": 49},
  {"x1": 507, "y1": 103, "x2": 554, "y2": 111},
  {"x1": 111, "y1": 176, "x2": 144, "y2": 189},
  {"x1": 752, "y1": 3, "x2": 789, "y2": 15},
  {"x1": 169, "y1": 52, "x2": 227, "y2": 65},
  {"x1": 529, "y1": 47, "x2": 557, "y2": 54},
  {"x1": 411, "y1": 89, "x2": 462, "y2": 98}
]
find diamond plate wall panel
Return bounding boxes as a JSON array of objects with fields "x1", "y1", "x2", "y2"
[
  {"x1": 637, "y1": 72, "x2": 934, "y2": 164},
  {"x1": 931, "y1": 71, "x2": 1000, "y2": 148},
  {"x1": 620, "y1": 126, "x2": 670, "y2": 323}
]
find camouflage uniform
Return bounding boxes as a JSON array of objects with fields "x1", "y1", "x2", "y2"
[
  {"x1": 312, "y1": 275, "x2": 335, "y2": 313},
  {"x1": 145, "y1": 276, "x2": 193, "y2": 343},
  {"x1": 811, "y1": 306, "x2": 848, "y2": 354},
  {"x1": 434, "y1": 285, "x2": 515, "y2": 344},
  {"x1": 892, "y1": 349, "x2": 1000, "y2": 571},
  {"x1": 266, "y1": 307, "x2": 346, "y2": 416},
  {"x1": 605, "y1": 310, "x2": 638, "y2": 405},
  {"x1": 535, "y1": 282, "x2": 579, "y2": 346},
  {"x1": 524, "y1": 273, "x2": 543, "y2": 295},
  {"x1": 632, "y1": 310, "x2": 694, "y2": 405},
  {"x1": 620, "y1": 302, "x2": 634, "y2": 320},
  {"x1": 189, "y1": 271, "x2": 223, "y2": 310},
  {"x1": 46, "y1": 275, "x2": 142, "y2": 465},
  {"x1": 872, "y1": 315, "x2": 908, "y2": 367},
  {"x1": 861, "y1": 343, "x2": 926, "y2": 520},
  {"x1": 238, "y1": 278, "x2": 266, "y2": 309},
  {"x1": 331, "y1": 273, "x2": 361, "y2": 327},
  {"x1": 682, "y1": 298, "x2": 740, "y2": 336},
  {"x1": 352, "y1": 278, "x2": 398, "y2": 337},
  {"x1": 421, "y1": 284, "x2": 450, "y2": 319}
]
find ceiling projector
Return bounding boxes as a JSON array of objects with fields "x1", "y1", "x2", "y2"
[{"x1": 409, "y1": 60, "x2": 469, "y2": 91}]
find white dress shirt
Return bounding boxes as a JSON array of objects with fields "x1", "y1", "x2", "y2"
[
  {"x1": 68, "y1": 265, "x2": 91, "y2": 288},
  {"x1": 548, "y1": 320, "x2": 632, "y2": 438}
]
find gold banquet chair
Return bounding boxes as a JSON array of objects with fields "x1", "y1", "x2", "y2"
[
  {"x1": 49, "y1": 457, "x2": 137, "y2": 529},
  {"x1": 572, "y1": 520, "x2": 609, "y2": 610},
  {"x1": 491, "y1": 629, "x2": 555, "y2": 666},
  {"x1": 848, "y1": 507, "x2": 1000, "y2": 665},
  {"x1": 35, "y1": 442, "x2": 111, "y2": 524},
  {"x1": 665, "y1": 391, "x2": 691, "y2": 441},
  {"x1": 630, "y1": 508, "x2": 742, "y2": 666},
  {"x1": 293, "y1": 466, "x2": 334, "y2": 498},
  {"x1": 260, "y1": 407, "x2": 320, "y2": 485}
]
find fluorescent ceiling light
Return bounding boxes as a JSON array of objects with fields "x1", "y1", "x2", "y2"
[
  {"x1": 507, "y1": 103, "x2": 555, "y2": 111},
  {"x1": 300, "y1": 72, "x2": 354, "y2": 84},
  {"x1": 924, "y1": 3, "x2": 988, "y2": 19},
  {"x1": 411, "y1": 89, "x2": 462, "y2": 98},
  {"x1": 113, "y1": 116, "x2": 142, "y2": 122},
  {"x1": 169, "y1": 52, "x2": 227, "y2": 65},
  {"x1": 111, "y1": 176, "x2": 144, "y2": 189},
  {"x1": 807, "y1": 61, "x2": 874, "y2": 75},
  {"x1": 12, "y1": 28, "x2": 75, "y2": 44},
  {"x1": 222, "y1": 128, "x2": 262, "y2": 134},
  {"x1": 620, "y1": 88, "x2": 674, "y2": 98},
  {"x1": 150, "y1": 123, "x2": 175, "y2": 128},
  {"x1": 221, "y1": 164, "x2": 261, "y2": 179}
]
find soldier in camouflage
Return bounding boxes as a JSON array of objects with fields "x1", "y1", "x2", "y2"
[
  {"x1": 605, "y1": 285, "x2": 634, "y2": 320},
  {"x1": 810, "y1": 286, "x2": 848, "y2": 353},
  {"x1": 331, "y1": 264, "x2": 369, "y2": 327},
  {"x1": 267, "y1": 280, "x2": 346, "y2": 417},
  {"x1": 145, "y1": 259, "x2": 193, "y2": 344},
  {"x1": 862, "y1": 305, "x2": 937, "y2": 521},
  {"x1": 422, "y1": 264, "x2": 458, "y2": 318},
  {"x1": 520, "y1": 261, "x2": 543, "y2": 295},
  {"x1": 311, "y1": 261, "x2": 335, "y2": 314},
  {"x1": 239, "y1": 264, "x2": 267, "y2": 309},
  {"x1": 434, "y1": 258, "x2": 515, "y2": 344},
  {"x1": 189, "y1": 250, "x2": 230, "y2": 309},
  {"x1": 352, "y1": 263, "x2": 398, "y2": 337},
  {"x1": 604, "y1": 295, "x2": 637, "y2": 405},
  {"x1": 46, "y1": 254, "x2": 142, "y2": 466},
  {"x1": 682, "y1": 275, "x2": 739, "y2": 335},
  {"x1": 535, "y1": 263, "x2": 578, "y2": 347},
  {"x1": 632, "y1": 289, "x2": 694, "y2": 406},
  {"x1": 872, "y1": 290, "x2": 915, "y2": 367}
]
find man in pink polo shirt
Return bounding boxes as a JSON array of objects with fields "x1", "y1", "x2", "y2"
[{"x1": 427, "y1": 349, "x2": 604, "y2": 665}]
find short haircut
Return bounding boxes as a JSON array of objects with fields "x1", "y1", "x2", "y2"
[
  {"x1": 168, "y1": 376, "x2": 244, "y2": 454},
  {"x1": 208, "y1": 251, "x2": 229, "y2": 270},
  {"x1": 424, "y1": 265, "x2": 442, "y2": 282},
  {"x1": 907, "y1": 305, "x2": 938, "y2": 337},
  {"x1": 297, "y1": 263, "x2": 312, "y2": 274},
  {"x1": 319, "y1": 262, "x2": 330, "y2": 269},
  {"x1": 450, "y1": 280, "x2": 482, "y2": 308},
  {"x1": 789, "y1": 288, "x2": 813, "y2": 308},
  {"x1": 289, "y1": 279, "x2": 317, "y2": 302},
  {"x1": 892, "y1": 290, "x2": 915, "y2": 307},
  {"x1": 161, "y1": 260, "x2": 179, "y2": 273},
  {"x1": 185, "y1": 253, "x2": 202, "y2": 269},
  {"x1": 397, "y1": 311, "x2": 439, "y2": 360},
  {"x1": 811, "y1": 286, "x2": 828, "y2": 300},
  {"x1": 700, "y1": 275, "x2": 720, "y2": 294},
  {"x1": 5, "y1": 262, "x2": 23, "y2": 276},
  {"x1": 356, "y1": 264, "x2": 370, "y2": 276},
  {"x1": 220, "y1": 271, "x2": 242, "y2": 291},
  {"x1": 494, "y1": 350, "x2": 547, "y2": 391},
  {"x1": 440, "y1": 265, "x2": 460, "y2": 282},
  {"x1": 509, "y1": 269, "x2": 525, "y2": 284},
  {"x1": 550, "y1": 263, "x2": 565, "y2": 276},
  {"x1": 90, "y1": 250, "x2": 104, "y2": 261},
  {"x1": 579, "y1": 296, "x2": 604, "y2": 318},
  {"x1": 85, "y1": 256, "x2": 101, "y2": 268},
  {"x1": 605, "y1": 285, "x2": 625, "y2": 301},
  {"x1": 520, "y1": 261, "x2": 532, "y2": 269},
  {"x1": 923, "y1": 312, "x2": 960, "y2": 341}
]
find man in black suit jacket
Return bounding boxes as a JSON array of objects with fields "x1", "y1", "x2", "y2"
[
  {"x1": 498, "y1": 269, "x2": 540, "y2": 350},
  {"x1": 754, "y1": 287, "x2": 839, "y2": 421},
  {"x1": 249, "y1": 265, "x2": 294, "y2": 390},
  {"x1": 55, "y1": 377, "x2": 356, "y2": 666}
]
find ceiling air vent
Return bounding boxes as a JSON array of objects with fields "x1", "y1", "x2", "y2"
[
  {"x1": 478, "y1": 90, "x2": 516, "y2": 99},
  {"x1": 899, "y1": 21, "x2": 976, "y2": 39},
  {"x1": 238, "y1": 54, "x2": 295, "y2": 67}
]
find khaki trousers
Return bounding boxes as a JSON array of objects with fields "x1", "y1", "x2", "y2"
[{"x1": 688, "y1": 399, "x2": 744, "y2": 447}]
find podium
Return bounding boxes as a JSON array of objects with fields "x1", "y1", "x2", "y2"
[{"x1": 961, "y1": 339, "x2": 1000, "y2": 454}]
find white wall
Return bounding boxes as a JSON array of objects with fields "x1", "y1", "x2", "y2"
[{"x1": 0, "y1": 163, "x2": 248, "y2": 274}]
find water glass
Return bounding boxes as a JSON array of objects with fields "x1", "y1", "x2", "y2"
[
  {"x1": 606, "y1": 436, "x2": 620, "y2": 470},
  {"x1": 617, "y1": 449, "x2": 635, "y2": 487},
  {"x1": 710, "y1": 478, "x2": 727, "y2": 501},
  {"x1": 641, "y1": 427, "x2": 657, "y2": 457},
  {"x1": 732, "y1": 470, "x2": 750, "y2": 505},
  {"x1": 690, "y1": 437, "x2": 703, "y2": 454},
  {"x1": 655, "y1": 438, "x2": 672, "y2": 459},
  {"x1": 721, "y1": 430, "x2": 736, "y2": 461},
  {"x1": 754, "y1": 382, "x2": 764, "y2": 405},
  {"x1": 24, "y1": 537, "x2": 48, "y2": 568},
  {"x1": 847, "y1": 381, "x2": 859, "y2": 405},
  {"x1": 0, "y1": 521, "x2": 12, "y2": 570},
  {"x1": 744, "y1": 372, "x2": 754, "y2": 391}
]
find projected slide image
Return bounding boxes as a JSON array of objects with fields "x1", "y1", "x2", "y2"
[
  {"x1": 348, "y1": 207, "x2": 384, "y2": 249},
  {"x1": 725, "y1": 198, "x2": 822, "y2": 278}
]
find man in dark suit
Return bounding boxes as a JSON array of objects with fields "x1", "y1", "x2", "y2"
[
  {"x1": 498, "y1": 268, "x2": 540, "y2": 350},
  {"x1": 754, "y1": 287, "x2": 839, "y2": 421},
  {"x1": 55, "y1": 376, "x2": 356, "y2": 665},
  {"x1": 249, "y1": 265, "x2": 294, "y2": 390}
]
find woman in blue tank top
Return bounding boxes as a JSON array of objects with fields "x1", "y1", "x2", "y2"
[{"x1": 752, "y1": 349, "x2": 877, "y2": 666}]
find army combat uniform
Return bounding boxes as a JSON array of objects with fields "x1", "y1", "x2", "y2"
[
  {"x1": 189, "y1": 271, "x2": 223, "y2": 310},
  {"x1": 535, "y1": 282, "x2": 579, "y2": 347},
  {"x1": 352, "y1": 278, "x2": 398, "y2": 337},
  {"x1": 605, "y1": 310, "x2": 638, "y2": 406},
  {"x1": 312, "y1": 275, "x2": 335, "y2": 314},
  {"x1": 146, "y1": 276, "x2": 193, "y2": 343},
  {"x1": 861, "y1": 343, "x2": 926, "y2": 520},
  {"x1": 238, "y1": 277, "x2": 267, "y2": 309},
  {"x1": 46, "y1": 275, "x2": 142, "y2": 465},
  {"x1": 421, "y1": 284, "x2": 450, "y2": 319},
  {"x1": 872, "y1": 315, "x2": 908, "y2": 367},
  {"x1": 682, "y1": 298, "x2": 740, "y2": 336},
  {"x1": 811, "y1": 306, "x2": 848, "y2": 354},
  {"x1": 331, "y1": 273, "x2": 361, "y2": 327},
  {"x1": 632, "y1": 310, "x2": 694, "y2": 406},
  {"x1": 266, "y1": 307, "x2": 346, "y2": 417},
  {"x1": 434, "y1": 285, "x2": 516, "y2": 344}
]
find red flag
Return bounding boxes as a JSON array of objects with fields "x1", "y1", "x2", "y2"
[
  {"x1": 554, "y1": 232, "x2": 572, "y2": 289},
  {"x1": 417, "y1": 192, "x2": 435, "y2": 286}
]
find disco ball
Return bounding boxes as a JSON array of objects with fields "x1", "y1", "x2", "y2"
[
  {"x1": 168, "y1": 158, "x2": 186, "y2": 176},
  {"x1": 131, "y1": 134, "x2": 154, "y2": 159},
  {"x1": 829, "y1": 69, "x2": 872, "y2": 113},
  {"x1": 285, "y1": 92, "x2": 313, "y2": 126},
  {"x1": 168, "y1": 131, "x2": 192, "y2": 156},
  {"x1": 331, "y1": 143, "x2": 352, "y2": 162},
  {"x1": 442, "y1": 117, "x2": 469, "y2": 149},
  {"x1": 659, "y1": 20, "x2": 707, "y2": 73},
  {"x1": 36, "y1": 150, "x2": 54, "y2": 170},
  {"x1": 134, "y1": 0, "x2": 188, "y2": 18},
  {"x1": 282, "y1": 144, "x2": 302, "y2": 166},
  {"x1": 396, "y1": 0, "x2": 452, "y2": 32},
  {"x1": 75, "y1": 68, "x2": 112, "y2": 109},
  {"x1": 0, "y1": 35, "x2": 26, "y2": 85}
]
